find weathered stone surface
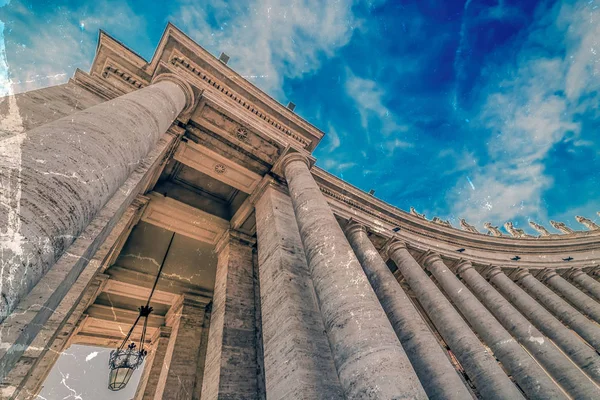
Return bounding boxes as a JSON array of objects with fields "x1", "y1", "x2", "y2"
[
  {"x1": 463, "y1": 264, "x2": 600, "y2": 398},
  {"x1": 516, "y1": 269, "x2": 600, "y2": 351},
  {"x1": 345, "y1": 222, "x2": 470, "y2": 400},
  {"x1": 155, "y1": 295, "x2": 207, "y2": 400},
  {"x1": 568, "y1": 268, "x2": 600, "y2": 302},
  {"x1": 540, "y1": 269, "x2": 600, "y2": 323},
  {"x1": 5, "y1": 82, "x2": 105, "y2": 135},
  {"x1": 489, "y1": 269, "x2": 600, "y2": 383},
  {"x1": 282, "y1": 153, "x2": 427, "y2": 399},
  {"x1": 386, "y1": 241, "x2": 523, "y2": 399},
  {"x1": 135, "y1": 326, "x2": 171, "y2": 400},
  {"x1": 0, "y1": 79, "x2": 188, "y2": 321},
  {"x1": 423, "y1": 255, "x2": 565, "y2": 400},
  {"x1": 201, "y1": 231, "x2": 259, "y2": 400},
  {"x1": 255, "y1": 183, "x2": 343, "y2": 399}
]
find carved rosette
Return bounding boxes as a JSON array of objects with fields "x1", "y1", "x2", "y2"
[
  {"x1": 236, "y1": 127, "x2": 249, "y2": 142},
  {"x1": 214, "y1": 163, "x2": 227, "y2": 174}
]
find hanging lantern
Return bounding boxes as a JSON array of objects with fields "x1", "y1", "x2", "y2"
[{"x1": 107, "y1": 233, "x2": 175, "y2": 391}]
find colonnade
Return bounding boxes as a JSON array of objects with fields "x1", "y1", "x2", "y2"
[{"x1": 252, "y1": 151, "x2": 600, "y2": 399}]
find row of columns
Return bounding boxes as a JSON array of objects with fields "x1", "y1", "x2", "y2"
[{"x1": 260, "y1": 151, "x2": 600, "y2": 399}]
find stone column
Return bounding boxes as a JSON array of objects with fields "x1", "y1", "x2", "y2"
[
  {"x1": 201, "y1": 230, "x2": 259, "y2": 400},
  {"x1": 422, "y1": 254, "x2": 563, "y2": 399},
  {"x1": 567, "y1": 268, "x2": 600, "y2": 303},
  {"x1": 386, "y1": 241, "x2": 524, "y2": 399},
  {"x1": 344, "y1": 222, "x2": 470, "y2": 400},
  {"x1": 540, "y1": 269, "x2": 600, "y2": 323},
  {"x1": 459, "y1": 262, "x2": 599, "y2": 399},
  {"x1": 488, "y1": 268, "x2": 600, "y2": 383},
  {"x1": 254, "y1": 182, "x2": 344, "y2": 399},
  {"x1": 0, "y1": 74, "x2": 194, "y2": 320},
  {"x1": 155, "y1": 295, "x2": 208, "y2": 400},
  {"x1": 281, "y1": 153, "x2": 427, "y2": 399},
  {"x1": 134, "y1": 326, "x2": 171, "y2": 400},
  {"x1": 515, "y1": 269, "x2": 600, "y2": 351}
]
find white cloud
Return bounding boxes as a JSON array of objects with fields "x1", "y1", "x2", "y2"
[
  {"x1": 344, "y1": 70, "x2": 410, "y2": 137},
  {"x1": 450, "y1": 1, "x2": 600, "y2": 228},
  {"x1": 171, "y1": 0, "x2": 358, "y2": 96},
  {"x1": 2, "y1": 1, "x2": 148, "y2": 93}
]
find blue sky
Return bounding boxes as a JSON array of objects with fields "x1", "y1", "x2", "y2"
[{"x1": 1, "y1": 0, "x2": 599, "y2": 235}]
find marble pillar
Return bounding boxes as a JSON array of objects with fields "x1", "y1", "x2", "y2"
[
  {"x1": 515, "y1": 269, "x2": 600, "y2": 351},
  {"x1": 567, "y1": 268, "x2": 600, "y2": 303},
  {"x1": 344, "y1": 221, "x2": 470, "y2": 400},
  {"x1": 460, "y1": 263, "x2": 599, "y2": 398},
  {"x1": 155, "y1": 295, "x2": 208, "y2": 400},
  {"x1": 423, "y1": 254, "x2": 564, "y2": 399},
  {"x1": 254, "y1": 183, "x2": 343, "y2": 399},
  {"x1": 386, "y1": 241, "x2": 524, "y2": 399},
  {"x1": 282, "y1": 153, "x2": 426, "y2": 399},
  {"x1": 134, "y1": 326, "x2": 171, "y2": 400},
  {"x1": 489, "y1": 268, "x2": 600, "y2": 383},
  {"x1": 201, "y1": 231, "x2": 259, "y2": 400},
  {"x1": 540, "y1": 269, "x2": 600, "y2": 323},
  {"x1": 0, "y1": 74, "x2": 194, "y2": 320}
]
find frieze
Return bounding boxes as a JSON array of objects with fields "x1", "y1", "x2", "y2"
[{"x1": 168, "y1": 54, "x2": 310, "y2": 149}]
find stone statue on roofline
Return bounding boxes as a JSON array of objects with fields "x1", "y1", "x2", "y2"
[
  {"x1": 550, "y1": 220, "x2": 575, "y2": 234},
  {"x1": 504, "y1": 222, "x2": 533, "y2": 238},
  {"x1": 483, "y1": 222, "x2": 503, "y2": 237},
  {"x1": 460, "y1": 218, "x2": 479, "y2": 233},
  {"x1": 528, "y1": 221, "x2": 551, "y2": 236},
  {"x1": 410, "y1": 207, "x2": 426, "y2": 219},
  {"x1": 575, "y1": 216, "x2": 600, "y2": 230},
  {"x1": 432, "y1": 217, "x2": 451, "y2": 227}
]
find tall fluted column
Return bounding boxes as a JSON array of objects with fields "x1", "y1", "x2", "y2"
[
  {"x1": 567, "y1": 268, "x2": 600, "y2": 302},
  {"x1": 344, "y1": 222, "x2": 470, "y2": 400},
  {"x1": 0, "y1": 74, "x2": 194, "y2": 319},
  {"x1": 460, "y1": 263, "x2": 599, "y2": 398},
  {"x1": 386, "y1": 241, "x2": 524, "y2": 399},
  {"x1": 516, "y1": 269, "x2": 600, "y2": 351},
  {"x1": 281, "y1": 153, "x2": 426, "y2": 399},
  {"x1": 540, "y1": 269, "x2": 600, "y2": 323},
  {"x1": 422, "y1": 254, "x2": 564, "y2": 399},
  {"x1": 488, "y1": 268, "x2": 600, "y2": 383}
]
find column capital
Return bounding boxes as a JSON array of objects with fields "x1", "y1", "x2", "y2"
[
  {"x1": 482, "y1": 265, "x2": 503, "y2": 280},
  {"x1": 280, "y1": 152, "x2": 311, "y2": 171},
  {"x1": 151, "y1": 72, "x2": 196, "y2": 115},
  {"x1": 512, "y1": 267, "x2": 531, "y2": 282},
  {"x1": 564, "y1": 267, "x2": 584, "y2": 280},
  {"x1": 383, "y1": 238, "x2": 407, "y2": 258},
  {"x1": 166, "y1": 294, "x2": 211, "y2": 326},
  {"x1": 452, "y1": 259, "x2": 473, "y2": 275},
  {"x1": 538, "y1": 268, "x2": 558, "y2": 283},
  {"x1": 418, "y1": 251, "x2": 443, "y2": 270},
  {"x1": 215, "y1": 229, "x2": 256, "y2": 254},
  {"x1": 344, "y1": 219, "x2": 367, "y2": 237}
]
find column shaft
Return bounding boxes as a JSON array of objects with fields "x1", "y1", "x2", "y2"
[
  {"x1": 490, "y1": 270, "x2": 600, "y2": 383},
  {"x1": 461, "y1": 264, "x2": 599, "y2": 398},
  {"x1": 254, "y1": 184, "x2": 343, "y2": 399},
  {"x1": 0, "y1": 76, "x2": 191, "y2": 319},
  {"x1": 542, "y1": 270, "x2": 600, "y2": 323},
  {"x1": 423, "y1": 255, "x2": 563, "y2": 399},
  {"x1": 201, "y1": 231, "x2": 259, "y2": 399},
  {"x1": 386, "y1": 242, "x2": 524, "y2": 399},
  {"x1": 282, "y1": 154, "x2": 426, "y2": 399},
  {"x1": 344, "y1": 222, "x2": 470, "y2": 400},
  {"x1": 155, "y1": 296, "x2": 207, "y2": 400},
  {"x1": 569, "y1": 269, "x2": 600, "y2": 302},
  {"x1": 517, "y1": 270, "x2": 600, "y2": 351}
]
